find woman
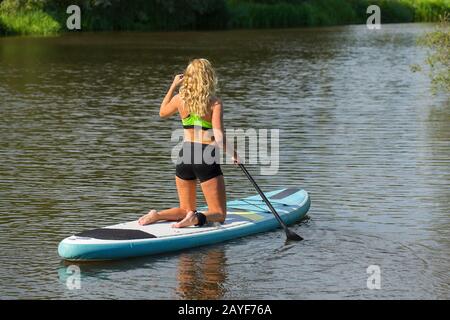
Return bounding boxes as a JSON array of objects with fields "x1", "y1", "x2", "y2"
[{"x1": 139, "y1": 58, "x2": 240, "y2": 228}]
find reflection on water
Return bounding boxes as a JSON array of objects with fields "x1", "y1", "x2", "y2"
[
  {"x1": 55, "y1": 247, "x2": 228, "y2": 299},
  {"x1": 0, "y1": 23, "x2": 449, "y2": 299},
  {"x1": 176, "y1": 249, "x2": 227, "y2": 299}
]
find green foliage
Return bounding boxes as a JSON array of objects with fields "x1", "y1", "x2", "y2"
[
  {"x1": 378, "y1": 0, "x2": 415, "y2": 22},
  {"x1": 417, "y1": 13, "x2": 450, "y2": 93},
  {"x1": 405, "y1": 0, "x2": 450, "y2": 22},
  {"x1": 44, "y1": 0, "x2": 229, "y2": 31},
  {"x1": 0, "y1": 0, "x2": 44, "y2": 12},
  {"x1": 227, "y1": 0, "x2": 358, "y2": 28},
  {"x1": 0, "y1": 0, "x2": 449, "y2": 35},
  {"x1": 227, "y1": 0, "x2": 448, "y2": 28},
  {"x1": 0, "y1": 0, "x2": 60, "y2": 35}
]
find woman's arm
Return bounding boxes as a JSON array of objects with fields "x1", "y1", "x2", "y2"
[
  {"x1": 211, "y1": 99, "x2": 241, "y2": 164},
  {"x1": 159, "y1": 74, "x2": 183, "y2": 118}
]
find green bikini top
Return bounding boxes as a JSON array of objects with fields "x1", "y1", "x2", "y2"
[{"x1": 182, "y1": 113, "x2": 212, "y2": 130}]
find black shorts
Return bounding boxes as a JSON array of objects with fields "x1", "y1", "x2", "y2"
[{"x1": 175, "y1": 142, "x2": 223, "y2": 183}]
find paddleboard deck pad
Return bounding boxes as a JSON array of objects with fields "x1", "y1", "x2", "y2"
[{"x1": 58, "y1": 188, "x2": 310, "y2": 261}]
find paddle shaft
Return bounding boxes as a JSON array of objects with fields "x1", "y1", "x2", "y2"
[{"x1": 238, "y1": 163, "x2": 289, "y2": 231}]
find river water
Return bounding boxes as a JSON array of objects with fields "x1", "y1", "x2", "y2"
[{"x1": 0, "y1": 23, "x2": 449, "y2": 299}]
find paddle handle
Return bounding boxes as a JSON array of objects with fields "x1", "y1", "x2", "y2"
[{"x1": 238, "y1": 163, "x2": 288, "y2": 230}]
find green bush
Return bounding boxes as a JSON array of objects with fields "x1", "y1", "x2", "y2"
[
  {"x1": 0, "y1": 9, "x2": 60, "y2": 35},
  {"x1": 0, "y1": 0, "x2": 60, "y2": 35}
]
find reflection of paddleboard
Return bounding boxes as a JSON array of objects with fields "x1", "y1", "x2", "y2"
[{"x1": 58, "y1": 188, "x2": 310, "y2": 261}]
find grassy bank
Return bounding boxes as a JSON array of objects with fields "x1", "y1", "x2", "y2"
[
  {"x1": 0, "y1": 0, "x2": 448, "y2": 36},
  {"x1": 0, "y1": 10, "x2": 60, "y2": 35}
]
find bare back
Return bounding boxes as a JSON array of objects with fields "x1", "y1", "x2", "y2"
[{"x1": 177, "y1": 96, "x2": 222, "y2": 144}]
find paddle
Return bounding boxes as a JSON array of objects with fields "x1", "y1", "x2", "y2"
[{"x1": 238, "y1": 163, "x2": 303, "y2": 241}]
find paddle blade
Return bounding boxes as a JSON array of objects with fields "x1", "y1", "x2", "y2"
[{"x1": 286, "y1": 229, "x2": 303, "y2": 241}]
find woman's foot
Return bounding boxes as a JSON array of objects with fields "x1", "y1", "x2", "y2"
[
  {"x1": 172, "y1": 211, "x2": 199, "y2": 228},
  {"x1": 138, "y1": 210, "x2": 159, "y2": 225}
]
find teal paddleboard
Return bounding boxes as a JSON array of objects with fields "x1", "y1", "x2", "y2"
[{"x1": 58, "y1": 188, "x2": 310, "y2": 261}]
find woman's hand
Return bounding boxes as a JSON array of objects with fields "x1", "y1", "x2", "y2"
[
  {"x1": 171, "y1": 74, "x2": 184, "y2": 88},
  {"x1": 159, "y1": 74, "x2": 183, "y2": 118},
  {"x1": 232, "y1": 154, "x2": 242, "y2": 165}
]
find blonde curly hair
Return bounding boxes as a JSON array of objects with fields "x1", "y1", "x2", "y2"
[{"x1": 179, "y1": 58, "x2": 218, "y2": 117}]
